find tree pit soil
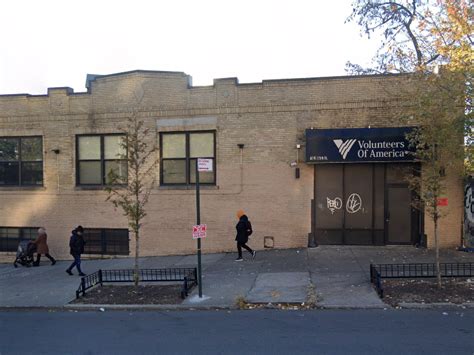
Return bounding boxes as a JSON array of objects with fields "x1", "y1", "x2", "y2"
[
  {"x1": 71, "y1": 284, "x2": 187, "y2": 305},
  {"x1": 382, "y1": 278, "x2": 474, "y2": 306}
]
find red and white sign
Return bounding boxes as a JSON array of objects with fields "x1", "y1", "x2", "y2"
[
  {"x1": 437, "y1": 198, "x2": 448, "y2": 207},
  {"x1": 192, "y1": 224, "x2": 207, "y2": 239},
  {"x1": 198, "y1": 158, "x2": 213, "y2": 172}
]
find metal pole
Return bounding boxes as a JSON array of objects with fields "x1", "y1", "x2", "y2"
[{"x1": 196, "y1": 161, "x2": 203, "y2": 298}]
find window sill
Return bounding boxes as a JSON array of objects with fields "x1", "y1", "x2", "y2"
[
  {"x1": 75, "y1": 186, "x2": 107, "y2": 191},
  {"x1": 0, "y1": 186, "x2": 46, "y2": 191},
  {"x1": 158, "y1": 185, "x2": 219, "y2": 191},
  {"x1": 75, "y1": 185, "x2": 127, "y2": 191}
]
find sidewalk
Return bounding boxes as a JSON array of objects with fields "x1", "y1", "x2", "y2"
[{"x1": 0, "y1": 246, "x2": 472, "y2": 309}]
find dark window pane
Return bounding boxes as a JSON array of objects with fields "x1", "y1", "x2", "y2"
[
  {"x1": 0, "y1": 138, "x2": 19, "y2": 161},
  {"x1": 1, "y1": 238, "x2": 19, "y2": 252},
  {"x1": 162, "y1": 160, "x2": 186, "y2": 184},
  {"x1": 83, "y1": 229, "x2": 129, "y2": 255},
  {"x1": 0, "y1": 227, "x2": 36, "y2": 252},
  {"x1": 104, "y1": 230, "x2": 129, "y2": 255},
  {"x1": 21, "y1": 162, "x2": 43, "y2": 185},
  {"x1": 190, "y1": 159, "x2": 215, "y2": 184},
  {"x1": 21, "y1": 137, "x2": 42, "y2": 161},
  {"x1": 83, "y1": 229, "x2": 104, "y2": 254},
  {"x1": 21, "y1": 228, "x2": 37, "y2": 240},
  {"x1": 105, "y1": 161, "x2": 128, "y2": 184},
  {"x1": 0, "y1": 162, "x2": 19, "y2": 185},
  {"x1": 0, "y1": 227, "x2": 20, "y2": 238},
  {"x1": 79, "y1": 161, "x2": 101, "y2": 184}
]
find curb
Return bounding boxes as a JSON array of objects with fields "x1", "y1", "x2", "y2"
[
  {"x1": 396, "y1": 302, "x2": 474, "y2": 309},
  {"x1": 2, "y1": 302, "x2": 473, "y2": 311},
  {"x1": 316, "y1": 305, "x2": 389, "y2": 310},
  {"x1": 63, "y1": 303, "x2": 236, "y2": 311}
]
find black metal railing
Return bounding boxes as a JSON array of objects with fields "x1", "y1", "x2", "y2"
[
  {"x1": 76, "y1": 268, "x2": 198, "y2": 300},
  {"x1": 370, "y1": 263, "x2": 474, "y2": 298}
]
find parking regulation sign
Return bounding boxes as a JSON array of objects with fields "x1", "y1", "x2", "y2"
[
  {"x1": 192, "y1": 224, "x2": 207, "y2": 239},
  {"x1": 198, "y1": 158, "x2": 213, "y2": 172}
]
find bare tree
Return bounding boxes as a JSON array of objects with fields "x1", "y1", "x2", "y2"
[
  {"x1": 105, "y1": 104, "x2": 158, "y2": 286},
  {"x1": 347, "y1": 0, "x2": 473, "y2": 286}
]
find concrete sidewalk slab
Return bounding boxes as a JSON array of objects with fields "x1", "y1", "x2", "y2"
[
  {"x1": 311, "y1": 273, "x2": 386, "y2": 308},
  {"x1": 182, "y1": 253, "x2": 260, "y2": 307},
  {"x1": 246, "y1": 272, "x2": 310, "y2": 303},
  {"x1": 1, "y1": 245, "x2": 473, "y2": 309}
]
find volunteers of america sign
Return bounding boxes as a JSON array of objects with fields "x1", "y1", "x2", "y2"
[{"x1": 305, "y1": 127, "x2": 415, "y2": 163}]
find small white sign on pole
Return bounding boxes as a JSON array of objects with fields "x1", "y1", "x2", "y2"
[
  {"x1": 197, "y1": 158, "x2": 213, "y2": 172},
  {"x1": 192, "y1": 224, "x2": 207, "y2": 239}
]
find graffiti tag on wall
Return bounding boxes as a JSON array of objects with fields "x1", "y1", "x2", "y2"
[{"x1": 464, "y1": 181, "x2": 474, "y2": 248}]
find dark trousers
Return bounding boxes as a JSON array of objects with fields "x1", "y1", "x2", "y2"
[
  {"x1": 35, "y1": 253, "x2": 55, "y2": 264},
  {"x1": 67, "y1": 254, "x2": 83, "y2": 273},
  {"x1": 237, "y1": 241, "x2": 253, "y2": 258}
]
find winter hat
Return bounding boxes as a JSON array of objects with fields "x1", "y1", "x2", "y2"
[
  {"x1": 236, "y1": 209, "x2": 245, "y2": 219},
  {"x1": 76, "y1": 225, "x2": 84, "y2": 232},
  {"x1": 38, "y1": 227, "x2": 46, "y2": 235}
]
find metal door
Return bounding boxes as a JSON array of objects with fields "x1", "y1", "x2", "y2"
[{"x1": 386, "y1": 185, "x2": 412, "y2": 244}]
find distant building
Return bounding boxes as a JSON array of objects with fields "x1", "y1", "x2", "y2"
[{"x1": 0, "y1": 70, "x2": 463, "y2": 260}]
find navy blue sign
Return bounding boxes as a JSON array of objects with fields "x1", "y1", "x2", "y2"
[{"x1": 305, "y1": 127, "x2": 415, "y2": 163}]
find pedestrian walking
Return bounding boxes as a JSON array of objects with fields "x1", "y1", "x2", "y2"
[
  {"x1": 235, "y1": 209, "x2": 256, "y2": 261},
  {"x1": 66, "y1": 226, "x2": 86, "y2": 276},
  {"x1": 32, "y1": 227, "x2": 56, "y2": 266}
]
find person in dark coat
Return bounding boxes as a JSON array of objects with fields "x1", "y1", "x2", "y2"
[
  {"x1": 235, "y1": 209, "x2": 256, "y2": 261},
  {"x1": 32, "y1": 227, "x2": 56, "y2": 266},
  {"x1": 66, "y1": 226, "x2": 86, "y2": 276}
]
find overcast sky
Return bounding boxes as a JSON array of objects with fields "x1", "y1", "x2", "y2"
[{"x1": 0, "y1": 0, "x2": 379, "y2": 95}]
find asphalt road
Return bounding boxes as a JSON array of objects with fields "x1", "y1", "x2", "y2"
[{"x1": 0, "y1": 309, "x2": 473, "y2": 354}]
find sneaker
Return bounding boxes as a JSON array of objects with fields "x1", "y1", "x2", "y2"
[
  {"x1": 51, "y1": 260, "x2": 56, "y2": 266},
  {"x1": 79, "y1": 272, "x2": 86, "y2": 277},
  {"x1": 66, "y1": 270, "x2": 73, "y2": 276},
  {"x1": 235, "y1": 257, "x2": 243, "y2": 262},
  {"x1": 252, "y1": 251, "x2": 256, "y2": 259}
]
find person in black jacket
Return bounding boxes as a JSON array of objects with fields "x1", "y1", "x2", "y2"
[
  {"x1": 66, "y1": 226, "x2": 86, "y2": 276},
  {"x1": 235, "y1": 210, "x2": 256, "y2": 261}
]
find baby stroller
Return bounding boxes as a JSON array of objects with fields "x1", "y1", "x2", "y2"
[{"x1": 13, "y1": 240, "x2": 36, "y2": 268}]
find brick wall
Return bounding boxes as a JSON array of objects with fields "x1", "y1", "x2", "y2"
[{"x1": 0, "y1": 71, "x2": 463, "y2": 260}]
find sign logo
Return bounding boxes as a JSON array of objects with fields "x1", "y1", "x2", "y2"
[{"x1": 333, "y1": 139, "x2": 357, "y2": 160}]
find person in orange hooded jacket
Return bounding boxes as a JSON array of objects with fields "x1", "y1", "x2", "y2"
[{"x1": 235, "y1": 209, "x2": 256, "y2": 261}]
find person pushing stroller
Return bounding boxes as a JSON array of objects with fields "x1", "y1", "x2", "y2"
[
  {"x1": 13, "y1": 240, "x2": 36, "y2": 268},
  {"x1": 32, "y1": 227, "x2": 56, "y2": 266}
]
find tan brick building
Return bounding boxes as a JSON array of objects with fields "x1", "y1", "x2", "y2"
[{"x1": 0, "y1": 70, "x2": 463, "y2": 261}]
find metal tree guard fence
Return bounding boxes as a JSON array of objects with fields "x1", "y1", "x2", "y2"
[
  {"x1": 370, "y1": 263, "x2": 474, "y2": 298},
  {"x1": 76, "y1": 268, "x2": 198, "y2": 299}
]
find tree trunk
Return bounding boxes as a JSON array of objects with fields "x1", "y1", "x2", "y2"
[
  {"x1": 134, "y1": 227, "x2": 140, "y2": 287},
  {"x1": 434, "y1": 213, "x2": 442, "y2": 288}
]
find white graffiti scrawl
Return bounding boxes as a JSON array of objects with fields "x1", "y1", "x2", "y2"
[
  {"x1": 346, "y1": 193, "x2": 362, "y2": 214},
  {"x1": 327, "y1": 197, "x2": 342, "y2": 214}
]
